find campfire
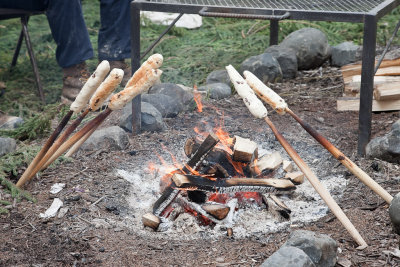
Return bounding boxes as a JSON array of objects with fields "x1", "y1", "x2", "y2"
[{"x1": 142, "y1": 129, "x2": 298, "y2": 236}]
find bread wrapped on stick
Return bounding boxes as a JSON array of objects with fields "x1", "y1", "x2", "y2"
[
  {"x1": 225, "y1": 65, "x2": 268, "y2": 119},
  {"x1": 70, "y1": 60, "x2": 110, "y2": 113},
  {"x1": 109, "y1": 69, "x2": 162, "y2": 110},
  {"x1": 125, "y1": 53, "x2": 163, "y2": 89},
  {"x1": 89, "y1": 68, "x2": 124, "y2": 111},
  {"x1": 243, "y1": 71, "x2": 287, "y2": 115}
]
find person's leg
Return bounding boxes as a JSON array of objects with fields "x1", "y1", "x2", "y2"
[
  {"x1": 98, "y1": 0, "x2": 131, "y2": 84},
  {"x1": 45, "y1": 0, "x2": 94, "y2": 103},
  {"x1": 46, "y1": 0, "x2": 93, "y2": 68},
  {"x1": 98, "y1": 0, "x2": 131, "y2": 61}
]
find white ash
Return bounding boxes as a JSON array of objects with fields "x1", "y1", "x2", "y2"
[{"x1": 117, "y1": 134, "x2": 348, "y2": 240}]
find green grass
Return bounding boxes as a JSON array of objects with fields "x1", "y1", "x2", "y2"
[{"x1": 0, "y1": 2, "x2": 400, "y2": 196}]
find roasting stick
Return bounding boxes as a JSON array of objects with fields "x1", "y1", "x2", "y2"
[
  {"x1": 244, "y1": 71, "x2": 393, "y2": 204},
  {"x1": 226, "y1": 65, "x2": 367, "y2": 249},
  {"x1": 16, "y1": 68, "x2": 123, "y2": 188},
  {"x1": 41, "y1": 68, "x2": 163, "y2": 171},
  {"x1": 63, "y1": 54, "x2": 164, "y2": 158},
  {"x1": 16, "y1": 61, "x2": 111, "y2": 188}
]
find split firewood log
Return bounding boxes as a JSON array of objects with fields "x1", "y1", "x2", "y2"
[
  {"x1": 282, "y1": 160, "x2": 293, "y2": 172},
  {"x1": 251, "y1": 151, "x2": 282, "y2": 173},
  {"x1": 232, "y1": 136, "x2": 258, "y2": 163},
  {"x1": 285, "y1": 171, "x2": 305, "y2": 184},
  {"x1": 202, "y1": 203, "x2": 230, "y2": 220},
  {"x1": 142, "y1": 213, "x2": 161, "y2": 230}
]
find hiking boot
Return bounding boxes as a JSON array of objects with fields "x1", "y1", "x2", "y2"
[
  {"x1": 109, "y1": 60, "x2": 131, "y2": 87},
  {"x1": 61, "y1": 62, "x2": 90, "y2": 104}
]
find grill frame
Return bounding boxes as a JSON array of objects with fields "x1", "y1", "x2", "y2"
[{"x1": 130, "y1": 0, "x2": 400, "y2": 155}]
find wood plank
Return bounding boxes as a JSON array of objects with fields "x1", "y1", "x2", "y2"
[
  {"x1": 375, "y1": 66, "x2": 400, "y2": 76},
  {"x1": 232, "y1": 136, "x2": 258, "y2": 163},
  {"x1": 337, "y1": 97, "x2": 400, "y2": 111},
  {"x1": 341, "y1": 58, "x2": 400, "y2": 78},
  {"x1": 344, "y1": 76, "x2": 400, "y2": 96},
  {"x1": 374, "y1": 82, "x2": 400, "y2": 100}
]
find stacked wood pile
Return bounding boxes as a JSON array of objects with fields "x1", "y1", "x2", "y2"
[{"x1": 337, "y1": 57, "x2": 400, "y2": 111}]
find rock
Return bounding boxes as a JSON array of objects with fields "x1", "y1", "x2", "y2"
[
  {"x1": 240, "y1": 53, "x2": 283, "y2": 83},
  {"x1": 206, "y1": 69, "x2": 231, "y2": 85},
  {"x1": 331, "y1": 41, "x2": 362, "y2": 67},
  {"x1": 198, "y1": 83, "x2": 231, "y2": 99},
  {"x1": 366, "y1": 120, "x2": 400, "y2": 163},
  {"x1": 0, "y1": 114, "x2": 23, "y2": 130},
  {"x1": 142, "y1": 93, "x2": 182, "y2": 118},
  {"x1": 283, "y1": 230, "x2": 338, "y2": 267},
  {"x1": 280, "y1": 28, "x2": 331, "y2": 70},
  {"x1": 260, "y1": 246, "x2": 316, "y2": 267},
  {"x1": 264, "y1": 45, "x2": 298, "y2": 79},
  {"x1": 119, "y1": 102, "x2": 166, "y2": 133},
  {"x1": 0, "y1": 137, "x2": 17, "y2": 157},
  {"x1": 389, "y1": 192, "x2": 400, "y2": 234},
  {"x1": 148, "y1": 83, "x2": 194, "y2": 107},
  {"x1": 80, "y1": 126, "x2": 129, "y2": 151}
]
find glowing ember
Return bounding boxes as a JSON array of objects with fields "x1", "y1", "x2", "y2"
[
  {"x1": 208, "y1": 193, "x2": 229, "y2": 204},
  {"x1": 193, "y1": 85, "x2": 203, "y2": 112},
  {"x1": 234, "y1": 192, "x2": 263, "y2": 206}
]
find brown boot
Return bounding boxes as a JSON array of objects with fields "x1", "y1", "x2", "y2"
[
  {"x1": 61, "y1": 62, "x2": 90, "y2": 104},
  {"x1": 109, "y1": 60, "x2": 131, "y2": 87}
]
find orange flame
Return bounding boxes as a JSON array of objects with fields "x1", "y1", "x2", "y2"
[{"x1": 193, "y1": 85, "x2": 203, "y2": 113}]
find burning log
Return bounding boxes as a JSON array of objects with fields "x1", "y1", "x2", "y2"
[
  {"x1": 16, "y1": 61, "x2": 112, "y2": 188},
  {"x1": 232, "y1": 136, "x2": 258, "y2": 162},
  {"x1": 251, "y1": 151, "x2": 282, "y2": 173},
  {"x1": 171, "y1": 174, "x2": 295, "y2": 194},
  {"x1": 285, "y1": 171, "x2": 305, "y2": 184},
  {"x1": 142, "y1": 212, "x2": 161, "y2": 230},
  {"x1": 262, "y1": 194, "x2": 291, "y2": 220},
  {"x1": 227, "y1": 65, "x2": 367, "y2": 249},
  {"x1": 282, "y1": 160, "x2": 293, "y2": 172},
  {"x1": 152, "y1": 133, "x2": 220, "y2": 216},
  {"x1": 243, "y1": 70, "x2": 393, "y2": 205},
  {"x1": 202, "y1": 203, "x2": 230, "y2": 220}
]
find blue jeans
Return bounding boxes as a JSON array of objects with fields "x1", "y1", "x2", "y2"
[{"x1": 1, "y1": 0, "x2": 131, "y2": 68}]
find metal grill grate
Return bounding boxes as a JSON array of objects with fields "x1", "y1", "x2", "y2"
[{"x1": 147, "y1": 0, "x2": 387, "y2": 13}]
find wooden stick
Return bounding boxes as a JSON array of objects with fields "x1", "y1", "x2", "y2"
[
  {"x1": 244, "y1": 70, "x2": 393, "y2": 204},
  {"x1": 286, "y1": 108, "x2": 393, "y2": 204},
  {"x1": 64, "y1": 127, "x2": 96, "y2": 157},
  {"x1": 15, "y1": 110, "x2": 72, "y2": 188},
  {"x1": 264, "y1": 116, "x2": 367, "y2": 249},
  {"x1": 227, "y1": 65, "x2": 367, "y2": 249}
]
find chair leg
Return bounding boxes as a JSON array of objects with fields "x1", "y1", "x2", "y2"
[
  {"x1": 269, "y1": 20, "x2": 279, "y2": 45},
  {"x1": 357, "y1": 15, "x2": 377, "y2": 156},
  {"x1": 11, "y1": 29, "x2": 24, "y2": 68},
  {"x1": 21, "y1": 15, "x2": 45, "y2": 103}
]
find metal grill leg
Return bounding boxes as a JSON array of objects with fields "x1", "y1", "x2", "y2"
[
  {"x1": 21, "y1": 16, "x2": 45, "y2": 102},
  {"x1": 357, "y1": 15, "x2": 377, "y2": 156},
  {"x1": 131, "y1": 3, "x2": 141, "y2": 134},
  {"x1": 269, "y1": 20, "x2": 279, "y2": 45}
]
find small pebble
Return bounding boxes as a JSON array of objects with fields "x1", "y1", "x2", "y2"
[{"x1": 99, "y1": 247, "x2": 105, "y2": 252}]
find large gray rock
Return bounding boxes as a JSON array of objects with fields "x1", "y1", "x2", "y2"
[
  {"x1": 142, "y1": 93, "x2": 182, "y2": 118},
  {"x1": 80, "y1": 126, "x2": 129, "y2": 151},
  {"x1": 0, "y1": 115, "x2": 23, "y2": 130},
  {"x1": 0, "y1": 137, "x2": 17, "y2": 157},
  {"x1": 198, "y1": 83, "x2": 231, "y2": 99},
  {"x1": 280, "y1": 28, "x2": 331, "y2": 70},
  {"x1": 240, "y1": 53, "x2": 283, "y2": 83},
  {"x1": 366, "y1": 120, "x2": 400, "y2": 163},
  {"x1": 389, "y1": 193, "x2": 400, "y2": 235},
  {"x1": 265, "y1": 45, "x2": 298, "y2": 79},
  {"x1": 119, "y1": 102, "x2": 166, "y2": 133},
  {"x1": 206, "y1": 69, "x2": 231, "y2": 85},
  {"x1": 260, "y1": 246, "x2": 316, "y2": 267},
  {"x1": 148, "y1": 83, "x2": 193, "y2": 107},
  {"x1": 331, "y1": 42, "x2": 362, "y2": 67},
  {"x1": 284, "y1": 230, "x2": 338, "y2": 267}
]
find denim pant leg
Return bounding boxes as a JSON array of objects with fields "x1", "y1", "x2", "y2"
[
  {"x1": 46, "y1": 0, "x2": 94, "y2": 68},
  {"x1": 98, "y1": 0, "x2": 131, "y2": 61}
]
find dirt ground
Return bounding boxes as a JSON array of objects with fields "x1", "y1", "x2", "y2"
[{"x1": 1, "y1": 65, "x2": 400, "y2": 266}]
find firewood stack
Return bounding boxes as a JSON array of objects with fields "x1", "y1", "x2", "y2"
[
  {"x1": 142, "y1": 133, "x2": 303, "y2": 234},
  {"x1": 337, "y1": 57, "x2": 400, "y2": 111}
]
